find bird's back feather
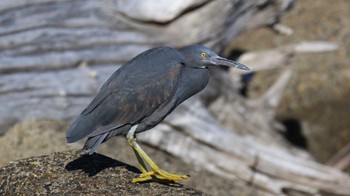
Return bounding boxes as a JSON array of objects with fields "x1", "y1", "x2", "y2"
[{"x1": 66, "y1": 47, "x2": 185, "y2": 145}]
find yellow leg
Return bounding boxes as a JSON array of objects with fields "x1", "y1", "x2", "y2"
[
  {"x1": 130, "y1": 146, "x2": 148, "y2": 173},
  {"x1": 126, "y1": 126, "x2": 189, "y2": 183},
  {"x1": 129, "y1": 144, "x2": 154, "y2": 182},
  {"x1": 128, "y1": 139, "x2": 189, "y2": 183}
]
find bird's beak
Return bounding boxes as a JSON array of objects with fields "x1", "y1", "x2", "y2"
[{"x1": 214, "y1": 56, "x2": 250, "y2": 71}]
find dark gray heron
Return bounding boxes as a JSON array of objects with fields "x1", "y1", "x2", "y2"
[{"x1": 66, "y1": 44, "x2": 250, "y2": 183}]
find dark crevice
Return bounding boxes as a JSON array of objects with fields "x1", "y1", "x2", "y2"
[
  {"x1": 256, "y1": 0, "x2": 275, "y2": 11},
  {"x1": 240, "y1": 72, "x2": 254, "y2": 97},
  {"x1": 281, "y1": 119, "x2": 308, "y2": 149},
  {"x1": 227, "y1": 49, "x2": 253, "y2": 97}
]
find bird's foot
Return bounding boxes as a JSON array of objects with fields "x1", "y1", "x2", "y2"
[{"x1": 132, "y1": 169, "x2": 189, "y2": 183}]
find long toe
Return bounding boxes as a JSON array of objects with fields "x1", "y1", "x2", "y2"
[
  {"x1": 132, "y1": 169, "x2": 189, "y2": 183},
  {"x1": 156, "y1": 169, "x2": 189, "y2": 180}
]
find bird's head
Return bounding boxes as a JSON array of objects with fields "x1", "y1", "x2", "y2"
[{"x1": 178, "y1": 44, "x2": 250, "y2": 70}]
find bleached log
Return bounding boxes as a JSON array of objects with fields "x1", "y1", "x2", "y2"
[
  {"x1": 139, "y1": 98, "x2": 350, "y2": 195},
  {"x1": 0, "y1": 0, "x2": 293, "y2": 128}
]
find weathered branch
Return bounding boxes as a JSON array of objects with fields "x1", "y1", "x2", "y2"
[{"x1": 139, "y1": 98, "x2": 350, "y2": 195}]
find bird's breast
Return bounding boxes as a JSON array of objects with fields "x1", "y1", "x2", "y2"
[{"x1": 174, "y1": 66, "x2": 209, "y2": 104}]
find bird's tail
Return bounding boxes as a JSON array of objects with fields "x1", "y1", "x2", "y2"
[
  {"x1": 82, "y1": 125, "x2": 130, "y2": 154},
  {"x1": 66, "y1": 114, "x2": 95, "y2": 143},
  {"x1": 83, "y1": 132, "x2": 108, "y2": 154}
]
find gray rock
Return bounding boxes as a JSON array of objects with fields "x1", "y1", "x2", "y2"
[{"x1": 0, "y1": 150, "x2": 206, "y2": 195}]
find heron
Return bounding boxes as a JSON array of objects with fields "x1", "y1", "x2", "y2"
[{"x1": 66, "y1": 44, "x2": 250, "y2": 183}]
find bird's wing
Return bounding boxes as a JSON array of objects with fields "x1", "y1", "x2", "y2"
[
  {"x1": 79, "y1": 70, "x2": 119, "y2": 116},
  {"x1": 81, "y1": 47, "x2": 181, "y2": 116},
  {"x1": 66, "y1": 58, "x2": 184, "y2": 142},
  {"x1": 101, "y1": 61, "x2": 184, "y2": 126}
]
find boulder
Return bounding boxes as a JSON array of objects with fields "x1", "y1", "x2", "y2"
[{"x1": 0, "y1": 150, "x2": 206, "y2": 195}]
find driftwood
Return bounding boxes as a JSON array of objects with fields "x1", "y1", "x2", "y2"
[
  {"x1": 1, "y1": 0, "x2": 349, "y2": 195},
  {"x1": 0, "y1": 0, "x2": 293, "y2": 130},
  {"x1": 140, "y1": 100, "x2": 350, "y2": 195},
  {"x1": 141, "y1": 66, "x2": 350, "y2": 195}
]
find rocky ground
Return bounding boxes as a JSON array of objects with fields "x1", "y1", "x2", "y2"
[
  {"x1": 1, "y1": 0, "x2": 349, "y2": 195},
  {"x1": 0, "y1": 120, "x2": 256, "y2": 195},
  {"x1": 0, "y1": 150, "x2": 207, "y2": 195}
]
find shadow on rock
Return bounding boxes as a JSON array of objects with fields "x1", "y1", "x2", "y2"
[{"x1": 65, "y1": 152, "x2": 140, "y2": 177}]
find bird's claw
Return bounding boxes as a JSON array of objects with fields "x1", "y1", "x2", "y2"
[{"x1": 132, "y1": 169, "x2": 189, "y2": 183}]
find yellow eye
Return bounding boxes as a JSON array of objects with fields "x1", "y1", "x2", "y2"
[{"x1": 200, "y1": 52, "x2": 207, "y2": 58}]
